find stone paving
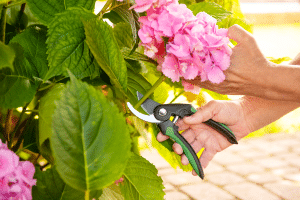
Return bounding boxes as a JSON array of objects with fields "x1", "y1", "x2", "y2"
[{"x1": 141, "y1": 132, "x2": 300, "y2": 200}]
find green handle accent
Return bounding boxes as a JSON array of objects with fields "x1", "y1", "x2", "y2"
[{"x1": 165, "y1": 127, "x2": 204, "y2": 178}]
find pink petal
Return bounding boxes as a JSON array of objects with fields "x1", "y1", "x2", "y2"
[
  {"x1": 207, "y1": 66, "x2": 225, "y2": 83},
  {"x1": 162, "y1": 54, "x2": 180, "y2": 82},
  {"x1": 0, "y1": 150, "x2": 19, "y2": 178}
]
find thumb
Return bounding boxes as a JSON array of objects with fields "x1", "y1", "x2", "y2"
[
  {"x1": 227, "y1": 24, "x2": 253, "y2": 44},
  {"x1": 183, "y1": 101, "x2": 220, "y2": 125}
]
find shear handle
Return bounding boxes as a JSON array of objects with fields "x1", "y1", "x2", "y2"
[{"x1": 158, "y1": 120, "x2": 204, "y2": 179}]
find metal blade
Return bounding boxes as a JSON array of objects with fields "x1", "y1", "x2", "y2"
[
  {"x1": 137, "y1": 91, "x2": 160, "y2": 115},
  {"x1": 127, "y1": 102, "x2": 161, "y2": 123}
]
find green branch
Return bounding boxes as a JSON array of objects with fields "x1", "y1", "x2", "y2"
[
  {"x1": 97, "y1": 0, "x2": 113, "y2": 17},
  {"x1": 0, "y1": 3, "x2": 7, "y2": 43},
  {"x1": 134, "y1": 75, "x2": 165, "y2": 109}
]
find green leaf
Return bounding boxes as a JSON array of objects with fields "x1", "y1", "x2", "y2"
[
  {"x1": 0, "y1": 74, "x2": 38, "y2": 109},
  {"x1": 26, "y1": 0, "x2": 97, "y2": 24},
  {"x1": 10, "y1": 25, "x2": 48, "y2": 79},
  {"x1": 188, "y1": 2, "x2": 231, "y2": 21},
  {"x1": 121, "y1": 47, "x2": 158, "y2": 65},
  {"x1": 84, "y1": 18, "x2": 127, "y2": 97},
  {"x1": 113, "y1": 22, "x2": 133, "y2": 49},
  {"x1": 23, "y1": 118, "x2": 39, "y2": 153},
  {"x1": 106, "y1": 4, "x2": 140, "y2": 48},
  {"x1": 150, "y1": 124, "x2": 192, "y2": 172},
  {"x1": 45, "y1": 7, "x2": 98, "y2": 80},
  {"x1": 0, "y1": 0, "x2": 9, "y2": 4},
  {"x1": 51, "y1": 73, "x2": 131, "y2": 191},
  {"x1": 267, "y1": 56, "x2": 292, "y2": 64},
  {"x1": 0, "y1": 41, "x2": 15, "y2": 69},
  {"x1": 39, "y1": 83, "x2": 66, "y2": 146},
  {"x1": 32, "y1": 166, "x2": 103, "y2": 200},
  {"x1": 127, "y1": 68, "x2": 152, "y2": 114},
  {"x1": 120, "y1": 154, "x2": 165, "y2": 200},
  {"x1": 99, "y1": 184, "x2": 124, "y2": 200}
]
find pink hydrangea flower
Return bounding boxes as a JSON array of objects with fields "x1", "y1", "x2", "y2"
[
  {"x1": 0, "y1": 139, "x2": 36, "y2": 200},
  {"x1": 133, "y1": 0, "x2": 232, "y2": 93}
]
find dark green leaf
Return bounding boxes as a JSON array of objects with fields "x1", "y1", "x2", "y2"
[
  {"x1": 10, "y1": 25, "x2": 48, "y2": 79},
  {"x1": 26, "y1": 0, "x2": 97, "y2": 24},
  {"x1": 51, "y1": 73, "x2": 131, "y2": 191},
  {"x1": 45, "y1": 7, "x2": 98, "y2": 80},
  {"x1": 104, "y1": 4, "x2": 140, "y2": 49},
  {"x1": 121, "y1": 154, "x2": 165, "y2": 200},
  {"x1": 84, "y1": 18, "x2": 127, "y2": 97},
  {"x1": 188, "y1": 2, "x2": 231, "y2": 21},
  {"x1": 0, "y1": 74, "x2": 38, "y2": 109},
  {"x1": 32, "y1": 166, "x2": 103, "y2": 200},
  {"x1": 0, "y1": 41, "x2": 15, "y2": 69},
  {"x1": 39, "y1": 83, "x2": 66, "y2": 146},
  {"x1": 114, "y1": 22, "x2": 133, "y2": 49},
  {"x1": 127, "y1": 68, "x2": 152, "y2": 114},
  {"x1": 23, "y1": 118, "x2": 39, "y2": 153}
]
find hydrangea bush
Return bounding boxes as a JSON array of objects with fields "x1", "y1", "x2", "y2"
[{"x1": 0, "y1": 0, "x2": 250, "y2": 199}]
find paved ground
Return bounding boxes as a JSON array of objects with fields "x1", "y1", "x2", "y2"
[{"x1": 141, "y1": 132, "x2": 300, "y2": 200}]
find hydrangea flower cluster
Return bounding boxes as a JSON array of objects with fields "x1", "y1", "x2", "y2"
[
  {"x1": 0, "y1": 139, "x2": 36, "y2": 200},
  {"x1": 131, "y1": 0, "x2": 232, "y2": 93}
]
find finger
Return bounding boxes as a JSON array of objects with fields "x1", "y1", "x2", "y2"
[
  {"x1": 157, "y1": 132, "x2": 169, "y2": 142},
  {"x1": 199, "y1": 149, "x2": 217, "y2": 169},
  {"x1": 183, "y1": 101, "x2": 221, "y2": 125},
  {"x1": 181, "y1": 140, "x2": 204, "y2": 165},
  {"x1": 176, "y1": 119, "x2": 190, "y2": 131},
  {"x1": 172, "y1": 129, "x2": 196, "y2": 154},
  {"x1": 227, "y1": 24, "x2": 253, "y2": 44}
]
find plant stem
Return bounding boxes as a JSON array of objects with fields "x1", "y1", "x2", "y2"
[
  {"x1": 169, "y1": 90, "x2": 185, "y2": 104},
  {"x1": 5, "y1": 109, "x2": 13, "y2": 141},
  {"x1": 0, "y1": 3, "x2": 7, "y2": 43},
  {"x1": 97, "y1": 0, "x2": 113, "y2": 17},
  {"x1": 6, "y1": 0, "x2": 26, "y2": 8},
  {"x1": 9, "y1": 103, "x2": 29, "y2": 148},
  {"x1": 85, "y1": 191, "x2": 90, "y2": 200},
  {"x1": 134, "y1": 76, "x2": 165, "y2": 109}
]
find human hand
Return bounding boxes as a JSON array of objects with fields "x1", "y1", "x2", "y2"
[
  {"x1": 157, "y1": 100, "x2": 251, "y2": 175},
  {"x1": 186, "y1": 24, "x2": 273, "y2": 98}
]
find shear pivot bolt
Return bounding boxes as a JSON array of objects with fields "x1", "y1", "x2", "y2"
[{"x1": 159, "y1": 108, "x2": 167, "y2": 116}]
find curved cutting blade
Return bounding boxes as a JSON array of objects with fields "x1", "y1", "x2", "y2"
[
  {"x1": 137, "y1": 91, "x2": 160, "y2": 115},
  {"x1": 127, "y1": 102, "x2": 162, "y2": 123}
]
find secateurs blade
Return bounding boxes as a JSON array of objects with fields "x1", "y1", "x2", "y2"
[{"x1": 127, "y1": 91, "x2": 238, "y2": 179}]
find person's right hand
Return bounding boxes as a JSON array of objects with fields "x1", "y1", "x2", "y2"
[{"x1": 157, "y1": 99, "x2": 252, "y2": 175}]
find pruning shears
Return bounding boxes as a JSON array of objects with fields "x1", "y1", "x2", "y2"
[{"x1": 127, "y1": 91, "x2": 238, "y2": 179}]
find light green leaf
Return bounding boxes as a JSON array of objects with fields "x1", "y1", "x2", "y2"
[
  {"x1": 84, "y1": 18, "x2": 127, "y2": 97},
  {"x1": 188, "y1": 2, "x2": 231, "y2": 21},
  {"x1": 45, "y1": 7, "x2": 98, "y2": 80},
  {"x1": 0, "y1": 74, "x2": 38, "y2": 109},
  {"x1": 39, "y1": 83, "x2": 66, "y2": 147},
  {"x1": 10, "y1": 25, "x2": 48, "y2": 79},
  {"x1": 267, "y1": 56, "x2": 291, "y2": 64},
  {"x1": 0, "y1": 0, "x2": 9, "y2": 4},
  {"x1": 150, "y1": 124, "x2": 193, "y2": 172},
  {"x1": 32, "y1": 166, "x2": 103, "y2": 200},
  {"x1": 51, "y1": 73, "x2": 131, "y2": 191},
  {"x1": 121, "y1": 154, "x2": 165, "y2": 200},
  {"x1": 26, "y1": 0, "x2": 97, "y2": 24},
  {"x1": 121, "y1": 47, "x2": 158, "y2": 65},
  {"x1": 99, "y1": 184, "x2": 124, "y2": 200},
  {"x1": 0, "y1": 41, "x2": 15, "y2": 69}
]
